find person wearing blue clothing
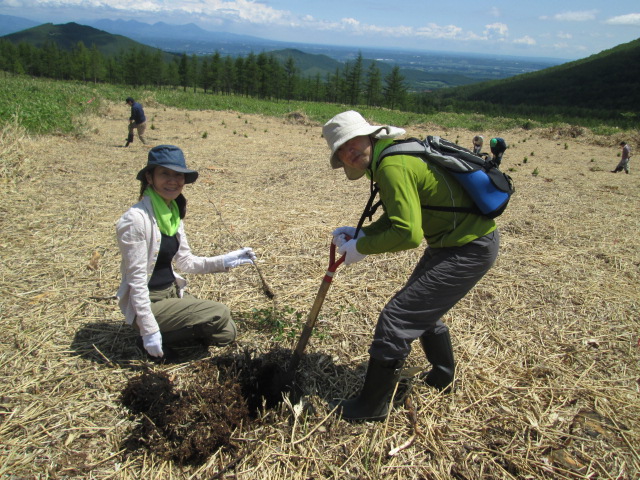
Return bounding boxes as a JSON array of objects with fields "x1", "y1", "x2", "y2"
[
  {"x1": 125, "y1": 97, "x2": 147, "y2": 147},
  {"x1": 489, "y1": 137, "x2": 507, "y2": 167}
]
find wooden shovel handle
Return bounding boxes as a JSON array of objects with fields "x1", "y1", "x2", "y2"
[{"x1": 291, "y1": 243, "x2": 345, "y2": 365}]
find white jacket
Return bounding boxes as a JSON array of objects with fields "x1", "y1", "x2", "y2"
[{"x1": 115, "y1": 196, "x2": 227, "y2": 336}]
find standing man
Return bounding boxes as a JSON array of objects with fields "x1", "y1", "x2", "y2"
[
  {"x1": 323, "y1": 111, "x2": 500, "y2": 421},
  {"x1": 611, "y1": 141, "x2": 631, "y2": 174},
  {"x1": 125, "y1": 97, "x2": 147, "y2": 147}
]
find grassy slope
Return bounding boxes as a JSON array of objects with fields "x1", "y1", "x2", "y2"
[{"x1": 1, "y1": 73, "x2": 634, "y2": 140}]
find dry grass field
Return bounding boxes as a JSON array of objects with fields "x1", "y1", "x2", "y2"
[{"x1": 1, "y1": 101, "x2": 639, "y2": 479}]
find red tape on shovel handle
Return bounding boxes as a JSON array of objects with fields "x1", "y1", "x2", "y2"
[{"x1": 324, "y1": 242, "x2": 345, "y2": 283}]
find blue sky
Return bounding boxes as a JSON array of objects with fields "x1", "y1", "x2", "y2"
[{"x1": 1, "y1": 0, "x2": 639, "y2": 59}]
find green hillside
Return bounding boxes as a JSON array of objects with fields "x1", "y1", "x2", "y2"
[
  {"x1": 3, "y1": 22, "x2": 174, "y2": 60},
  {"x1": 267, "y1": 48, "x2": 338, "y2": 77},
  {"x1": 267, "y1": 48, "x2": 476, "y2": 89},
  {"x1": 434, "y1": 38, "x2": 640, "y2": 115}
]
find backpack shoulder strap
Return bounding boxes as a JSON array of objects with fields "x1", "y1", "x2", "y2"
[
  {"x1": 380, "y1": 136, "x2": 487, "y2": 174},
  {"x1": 377, "y1": 137, "x2": 481, "y2": 215},
  {"x1": 378, "y1": 138, "x2": 426, "y2": 165}
]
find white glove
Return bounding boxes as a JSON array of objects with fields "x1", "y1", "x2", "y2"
[
  {"x1": 338, "y1": 239, "x2": 367, "y2": 265},
  {"x1": 142, "y1": 331, "x2": 164, "y2": 358},
  {"x1": 332, "y1": 226, "x2": 365, "y2": 240},
  {"x1": 223, "y1": 247, "x2": 256, "y2": 269},
  {"x1": 333, "y1": 233, "x2": 349, "y2": 248},
  {"x1": 332, "y1": 226, "x2": 365, "y2": 248}
]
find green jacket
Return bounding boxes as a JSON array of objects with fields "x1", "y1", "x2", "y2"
[{"x1": 357, "y1": 139, "x2": 496, "y2": 254}]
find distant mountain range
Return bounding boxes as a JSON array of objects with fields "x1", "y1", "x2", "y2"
[
  {"x1": 87, "y1": 18, "x2": 285, "y2": 55},
  {"x1": 0, "y1": 14, "x2": 562, "y2": 90},
  {"x1": 0, "y1": 14, "x2": 39, "y2": 35},
  {"x1": 2, "y1": 21, "x2": 176, "y2": 60}
]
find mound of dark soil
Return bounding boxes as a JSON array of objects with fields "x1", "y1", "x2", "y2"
[
  {"x1": 212, "y1": 347, "x2": 300, "y2": 411},
  {"x1": 121, "y1": 361, "x2": 249, "y2": 464},
  {"x1": 120, "y1": 348, "x2": 300, "y2": 464}
]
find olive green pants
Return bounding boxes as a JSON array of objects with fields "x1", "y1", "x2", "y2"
[
  {"x1": 135, "y1": 284, "x2": 236, "y2": 347},
  {"x1": 128, "y1": 121, "x2": 147, "y2": 144}
]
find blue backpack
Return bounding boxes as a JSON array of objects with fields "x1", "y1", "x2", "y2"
[{"x1": 376, "y1": 135, "x2": 514, "y2": 219}]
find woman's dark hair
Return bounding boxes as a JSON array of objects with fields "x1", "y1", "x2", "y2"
[{"x1": 138, "y1": 169, "x2": 187, "y2": 219}]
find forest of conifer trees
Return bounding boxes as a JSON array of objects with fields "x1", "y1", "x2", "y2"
[{"x1": 0, "y1": 39, "x2": 410, "y2": 110}]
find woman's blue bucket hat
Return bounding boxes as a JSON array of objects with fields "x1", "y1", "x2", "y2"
[{"x1": 136, "y1": 145, "x2": 199, "y2": 184}]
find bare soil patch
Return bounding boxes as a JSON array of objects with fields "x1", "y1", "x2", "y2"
[{"x1": 1, "y1": 102, "x2": 639, "y2": 479}]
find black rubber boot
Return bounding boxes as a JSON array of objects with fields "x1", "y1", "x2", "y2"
[
  {"x1": 331, "y1": 357, "x2": 404, "y2": 421},
  {"x1": 419, "y1": 330, "x2": 455, "y2": 392}
]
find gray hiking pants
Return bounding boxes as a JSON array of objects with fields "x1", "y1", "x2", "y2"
[
  {"x1": 614, "y1": 157, "x2": 630, "y2": 173},
  {"x1": 369, "y1": 230, "x2": 500, "y2": 361}
]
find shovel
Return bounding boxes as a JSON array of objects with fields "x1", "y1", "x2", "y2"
[{"x1": 275, "y1": 241, "x2": 345, "y2": 395}]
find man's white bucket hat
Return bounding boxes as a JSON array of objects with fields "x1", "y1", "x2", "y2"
[{"x1": 322, "y1": 110, "x2": 406, "y2": 180}]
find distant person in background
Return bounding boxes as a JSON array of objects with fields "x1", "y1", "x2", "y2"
[
  {"x1": 611, "y1": 141, "x2": 631, "y2": 174},
  {"x1": 490, "y1": 137, "x2": 507, "y2": 167},
  {"x1": 116, "y1": 145, "x2": 257, "y2": 362},
  {"x1": 472, "y1": 135, "x2": 484, "y2": 154},
  {"x1": 125, "y1": 97, "x2": 147, "y2": 147}
]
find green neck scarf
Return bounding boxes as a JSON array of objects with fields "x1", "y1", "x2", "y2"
[{"x1": 145, "y1": 186, "x2": 180, "y2": 236}]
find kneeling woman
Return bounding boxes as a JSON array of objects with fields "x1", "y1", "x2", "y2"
[{"x1": 116, "y1": 145, "x2": 256, "y2": 360}]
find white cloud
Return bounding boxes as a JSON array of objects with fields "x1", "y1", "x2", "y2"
[
  {"x1": 10, "y1": 0, "x2": 290, "y2": 25},
  {"x1": 605, "y1": 13, "x2": 640, "y2": 26},
  {"x1": 283, "y1": 16, "x2": 494, "y2": 44},
  {"x1": 548, "y1": 10, "x2": 598, "y2": 22},
  {"x1": 513, "y1": 35, "x2": 536, "y2": 46},
  {"x1": 309, "y1": 17, "x2": 467, "y2": 41},
  {"x1": 484, "y1": 22, "x2": 508, "y2": 41},
  {"x1": 489, "y1": 7, "x2": 500, "y2": 18},
  {"x1": 557, "y1": 32, "x2": 572, "y2": 39},
  {"x1": 415, "y1": 23, "x2": 464, "y2": 40},
  {"x1": 340, "y1": 17, "x2": 360, "y2": 28}
]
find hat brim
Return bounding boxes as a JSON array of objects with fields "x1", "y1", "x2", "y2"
[{"x1": 136, "y1": 165, "x2": 199, "y2": 184}]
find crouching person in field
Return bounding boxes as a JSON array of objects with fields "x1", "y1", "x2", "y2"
[
  {"x1": 322, "y1": 111, "x2": 500, "y2": 421},
  {"x1": 116, "y1": 145, "x2": 256, "y2": 363}
]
